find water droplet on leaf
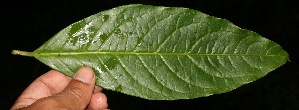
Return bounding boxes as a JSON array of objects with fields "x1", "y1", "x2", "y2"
[
  {"x1": 98, "y1": 32, "x2": 109, "y2": 42},
  {"x1": 115, "y1": 85, "x2": 123, "y2": 91},
  {"x1": 102, "y1": 14, "x2": 110, "y2": 22},
  {"x1": 115, "y1": 28, "x2": 121, "y2": 34},
  {"x1": 68, "y1": 36, "x2": 79, "y2": 46},
  {"x1": 105, "y1": 56, "x2": 119, "y2": 70},
  {"x1": 68, "y1": 21, "x2": 85, "y2": 35},
  {"x1": 137, "y1": 37, "x2": 143, "y2": 44}
]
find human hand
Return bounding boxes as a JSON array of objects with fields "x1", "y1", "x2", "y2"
[{"x1": 11, "y1": 66, "x2": 108, "y2": 110}]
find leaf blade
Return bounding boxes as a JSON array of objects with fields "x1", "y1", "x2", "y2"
[{"x1": 32, "y1": 4, "x2": 288, "y2": 100}]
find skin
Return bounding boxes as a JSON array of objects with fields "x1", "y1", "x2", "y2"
[{"x1": 11, "y1": 66, "x2": 108, "y2": 110}]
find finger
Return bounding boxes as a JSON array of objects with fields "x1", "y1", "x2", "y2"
[
  {"x1": 11, "y1": 70, "x2": 71, "y2": 109},
  {"x1": 52, "y1": 66, "x2": 96, "y2": 110},
  {"x1": 88, "y1": 92, "x2": 108, "y2": 110},
  {"x1": 93, "y1": 86, "x2": 103, "y2": 93}
]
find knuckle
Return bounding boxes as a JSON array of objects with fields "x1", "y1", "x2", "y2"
[{"x1": 67, "y1": 86, "x2": 85, "y2": 101}]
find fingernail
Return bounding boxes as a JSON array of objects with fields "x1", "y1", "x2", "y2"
[{"x1": 74, "y1": 67, "x2": 94, "y2": 84}]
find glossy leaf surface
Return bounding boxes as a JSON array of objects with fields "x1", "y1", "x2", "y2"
[{"x1": 27, "y1": 4, "x2": 288, "y2": 100}]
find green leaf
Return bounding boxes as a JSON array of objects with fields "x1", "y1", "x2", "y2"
[{"x1": 12, "y1": 4, "x2": 288, "y2": 100}]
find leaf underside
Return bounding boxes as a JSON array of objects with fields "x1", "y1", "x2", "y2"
[{"x1": 32, "y1": 4, "x2": 288, "y2": 100}]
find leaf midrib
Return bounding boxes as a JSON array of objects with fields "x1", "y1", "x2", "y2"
[{"x1": 33, "y1": 51, "x2": 284, "y2": 57}]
